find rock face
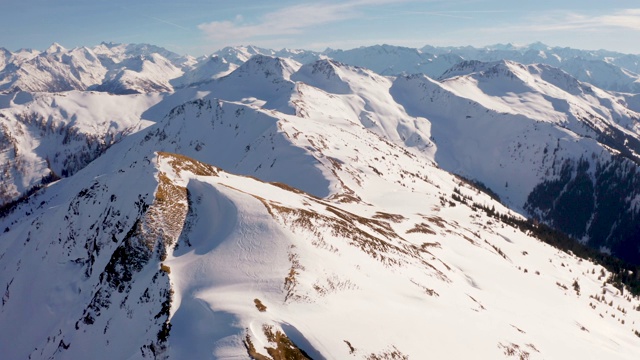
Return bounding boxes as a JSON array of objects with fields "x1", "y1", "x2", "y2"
[{"x1": 1, "y1": 44, "x2": 640, "y2": 359}]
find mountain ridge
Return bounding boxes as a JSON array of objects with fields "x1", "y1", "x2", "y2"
[
  {"x1": 3, "y1": 41, "x2": 640, "y2": 95},
  {"x1": 1, "y1": 41, "x2": 640, "y2": 359},
  {"x1": 2, "y1": 112, "x2": 640, "y2": 357}
]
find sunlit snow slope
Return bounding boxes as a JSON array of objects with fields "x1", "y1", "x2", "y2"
[
  {"x1": 1, "y1": 47, "x2": 640, "y2": 360},
  {"x1": 2, "y1": 98, "x2": 640, "y2": 358}
]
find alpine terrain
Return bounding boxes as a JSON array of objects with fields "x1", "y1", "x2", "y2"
[{"x1": 1, "y1": 42, "x2": 640, "y2": 359}]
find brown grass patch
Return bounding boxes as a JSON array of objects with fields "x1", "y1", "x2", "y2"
[
  {"x1": 160, "y1": 263, "x2": 171, "y2": 274},
  {"x1": 244, "y1": 325, "x2": 312, "y2": 360},
  {"x1": 326, "y1": 156, "x2": 343, "y2": 170},
  {"x1": 254, "y1": 298, "x2": 267, "y2": 312},
  {"x1": 372, "y1": 212, "x2": 406, "y2": 223},
  {"x1": 328, "y1": 193, "x2": 362, "y2": 204},
  {"x1": 410, "y1": 280, "x2": 439, "y2": 297},
  {"x1": 366, "y1": 346, "x2": 408, "y2": 360},
  {"x1": 284, "y1": 250, "x2": 307, "y2": 303},
  {"x1": 484, "y1": 240, "x2": 509, "y2": 260},
  {"x1": 148, "y1": 152, "x2": 222, "y2": 260},
  {"x1": 406, "y1": 223, "x2": 436, "y2": 235},
  {"x1": 270, "y1": 181, "x2": 305, "y2": 195},
  {"x1": 313, "y1": 275, "x2": 358, "y2": 296},
  {"x1": 157, "y1": 152, "x2": 218, "y2": 177},
  {"x1": 498, "y1": 342, "x2": 531, "y2": 360},
  {"x1": 260, "y1": 200, "x2": 450, "y2": 278},
  {"x1": 444, "y1": 229, "x2": 477, "y2": 245},
  {"x1": 420, "y1": 242, "x2": 441, "y2": 249},
  {"x1": 344, "y1": 340, "x2": 356, "y2": 354},
  {"x1": 244, "y1": 333, "x2": 271, "y2": 360},
  {"x1": 423, "y1": 215, "x2": 447, "y2": 228},
  {"x1": 324, "y1": 205, "x2": 399, "y2": 240}
]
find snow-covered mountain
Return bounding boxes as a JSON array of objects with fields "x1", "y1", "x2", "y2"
[
  {"x1": 0, "y1": 43, "x2": 194, "y2": 94},
  {"x1": 200, "y1": 44, "x2": 462, "y2": 80},
  {"x1": 392, "y1": 59, "x2": 640, "y2": 263},
  {"x1": 0, "y1": 90, "x2": 163, "y2": 205},
  {"x1": 146, "y1": 49, "x2": 640, "y2": 262},
  {"x1": 323, "y1": 44, "x2": 460, "y2": 77},
  {"x1": 2, "y1": 42, "x2": 640, "y2": 359},
  {"x1": 170, "y1": 55, "x2": 238, "y2": 89},
  {"x1": 2, "y1": 46, "x2": 640, "y2": 261},
  {"x1": 196, "y1": 43, "x2": 640, "y2": 94},
  {"x1": 423, "y1": 42, "x2": 640, "y2": 93},
  {"x1": 4, "y1": 41, "x2": 639, "y2": 96},
  {"x1": 91, "y1": 53, "x2": 183, "y2": 94}
]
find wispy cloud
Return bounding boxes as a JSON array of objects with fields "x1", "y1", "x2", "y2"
[
  {"x1": 143, "y1": 15, "x2": 191, "y2": 31},
  {"x1": 389, "y1": 9, "x2": 512, "y2": 20},
  {"x1": 569, "y1": 8, "x2": 640, "y2": 31},
  {"x1": 198, "y1": 0, "x2": 409, "y2": 45},
  {"x1": 490, "y1": 8, "x2": 640, "y2": 33}
]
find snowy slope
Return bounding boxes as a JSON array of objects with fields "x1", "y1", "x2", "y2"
[
  {"x1": 391, "y1": 60, "x2": 640, "y2": 261},
  {"x1": 91, "y1": 53, "x2": 183, "y2": 94},
  {"x1": 171, "y1": 55, "x2": 238, "y2": 88},
  {"x1": 0, "y1": 91, "x2": 163, "y2": 204},
  {"x1": 0, "y1": 43, "x2": 193, "y2": 94},
  {"x1": 0, "y1": 48, "x2": 11, "y2": 70},
  {"x1": 214, "y1": 45, "x2": 278, "y2": 65},
  {"x1": 91, "y1": 42, "x2": 196, "y2": 69},
  {"x1": 2, "y1": 44, "x2": 640, "y2": 359},
  {"x1": 205, "y1": 43, "x2": 640, "y2": 94},
  {"x1": 327, "y1": 44, "x2": 462, "y2": 78},
  {"x1": 4, "y1": 49, "x2": 637, "y2": 260},
  {"x1": 0, "y1": 133, "x2": 169, "y2": 359},
  {"x1": 558, "y1": 58, "x2": 640, "y2": 94},
  {"x1": 161, "y1": 153, "x2": 640, "y2": 360},
  {"x1": 0, "y1": 44, "x2": 106, "y2": 93},
  {"x1": 423, "y1": 42, "x2": 640, "y2": 93},
  {"x1": 196, "y1": 55, "x2": 301, "y2": 114},
  {"x1": 2, "y1": 92, "x2": 640, "y2": 358},
  {"x1": 187, "y1": 52, "x2": 640, "y2": 262},
  {"x1": 209, "y1": 44, "x2": 462, "y2": 79},
  {"x1": 290, "y1": 59, "x2": 433, "y2": 153}
]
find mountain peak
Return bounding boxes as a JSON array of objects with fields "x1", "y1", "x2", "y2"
[
  {"x1": 44, "y1": 42, "x2": 66, "y2": 54},
  {"x1": 215, "y1": 45, "x2": 275, "y2": 64},
  {"x1": 439, "y1": 58, "x2": 528, "y2": 81},
  {"x1": 291, "y1": 58, "x2": 353, "y2": 94},
  {"x1": 486, "y1": 42, "x2": 520, "y2": 51},
  {"x1": 528, "y1": 41, "x2": 550, "y2": 51},
  {"x1": 233, "y1": 54, "x2": 300, "y2": 81},
  {"x1": 99, "y1": 41, "x2": 120, "y2": 48}
]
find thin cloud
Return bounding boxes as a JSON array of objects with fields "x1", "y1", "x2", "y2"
[
  {"x1": 143, "y1": 15, "x2": 191, "y2": 31},
  {"x1": 198, "y1": 0, "x2": 412, "y2": 44},
  {"x1": 391, "y1": 9, "x2": 512, "y2": 20},
  {"x1": 404, "y1": 11, "x2": 474, "y2": 20},
  {"x1": 591, "y1": 8, "x2": 640, "y2": 31},
  {"x1": 488, "y1": 8, "x2": 640, "y2": 33}
]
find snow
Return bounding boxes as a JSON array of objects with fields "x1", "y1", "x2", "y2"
[
  {"x1": 390, "y1": 60, "x2": 640, "y2": 209},
  {"x1": 151, "y1": 150, "x2": 640, "y2": 359},
  {"x1": 0, "y1": 91, "x2": 163, "y2": 201},
  {"x1": 171, "y1": 56, "x2": 238, "y2": 88},
  {"x1": 0, "y1": 42, "x2": 640, "y2": 360},
  {"x1": 0, "y1": 43, "x2": 192, "y2": 94}
]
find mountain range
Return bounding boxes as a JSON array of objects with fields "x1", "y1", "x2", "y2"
[
  {"x1": 3, "y1": 42, "x2": 640, "y2": 95},
  {"x1": 1, "y1": 42, "x2": 640, "y2": 359}
]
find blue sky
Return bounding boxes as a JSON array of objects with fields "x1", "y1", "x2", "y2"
[{"x1": 2, "y1": 0, "x2": 640, "y2": 55}]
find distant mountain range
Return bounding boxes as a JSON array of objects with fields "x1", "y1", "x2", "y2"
[
  {"x1": 1, "y1": 42, "x2": 640, "y2": 359},
  {"x1": 2, "y1": 42, "x2": 640, "y2": 94}
]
